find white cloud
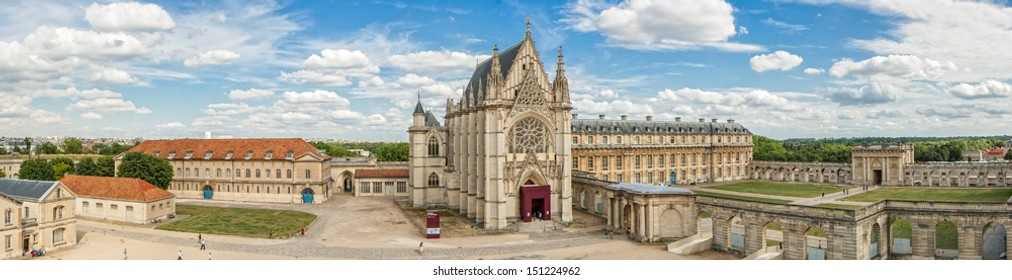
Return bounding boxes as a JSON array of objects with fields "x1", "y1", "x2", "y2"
[
  {"x1": 184, "y1": 50, "x2": 242, "y2": 67},
  {"x1": 562, "y1": 0, "x2": 762, "y2": 52},
  {"x1": 946, "y1": 80, "x2": 1012, "y2": 99},
  {"x1": 821, "y1": 82, "x2": 899, "y2": 105},
  {"x1": 281, "y1": 90, "x2": 350, "y2": 106},
  {"x1": 278, "y1": 70, "x2": 351, "y2": 86},
  {"x1": 68, "y1": 98, "x2": 151, "y2": 114},
  {"x1": 155, "y1": 122, "x2": 185, "y2": 129},
  {"x1": 89, "y1": 67, "x2": 135, "y2": 84},
  {"x1": 85, "y1": 2, "x2": 176, "y2": 32},
  {"x1": 395, "y1": 73, "x2": 436, "y2": 87},
  {"x1": 280, "y1": 49, "x2": 380, "y2": 86},
  {"x1": 829, "y1": 54, "x2": 956, "y2": 80},
  {"x1": 22, "y1": 26, "x2": 149, "y2": 60},
  {"x1": 227, "y1": 88, "x2": 273, "y2": 100},
  {"x1": 202, "y1": 103, "x2": 261, "y2": 116},
  {"x1": 762, "y1": 18, "x2": 807, "y2": 33},
  {"x1": 388, "y1": 50, "x2": 489, "y2": 75},
  {"x1": 80, "y1": 112, "x2": 102, "y2": 120},
  {"x1": 750, "y1": 51, "x2": 803, "y2": 72},
  {"x1": 358, "y1": 76, "x2": 385, "y2": 88},
  {"x1": 34, "y1": 87, "x2": 122, "y2": 100},
  {"x1": 803, "y1": 68, "x2": 825, "y2": 75}
]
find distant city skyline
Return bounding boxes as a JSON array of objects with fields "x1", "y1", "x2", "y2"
[{"x1": 3, "y1": 0, "x2": 1012, "y2": 141}]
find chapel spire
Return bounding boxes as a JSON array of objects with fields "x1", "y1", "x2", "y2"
[
  {"x1": 553, "y1": 46, "x2": 569, "y2": 103},
  {"x1": 525, "y1": 17, "x2": 531, "y2": 38}
]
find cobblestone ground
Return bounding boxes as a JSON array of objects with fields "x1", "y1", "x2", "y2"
[{"x1": 76, "y1": 196, "x2": 623, "y2": 260}]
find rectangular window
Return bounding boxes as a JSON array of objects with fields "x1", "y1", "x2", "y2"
[
  {"x1": 373, "y1": 184, "x2": 383, "y2": 193},
  {"x1": 587, "y1": 136, "x2": 594, "y2": 144},
  {"x1": 4, "y1": 235, "x2": 9, "y2": 250},
  {"x1": 305, "y1": 170, "x2": 311, "y2": 179},
  {"x1": 602, "y1": 157, "x2": 609, "y2": 171},
  {"x1": 396, "y1": 182, "x2": 407, "y2": 193},
  {"x1": 384, "y1": 182, "x2": 394, "y2": 194},
  {"x1": 647, "y1": 155, "x2": 653, "y2": 168},
  {"x1": 617, "y1": 174, "x2": 623, "y2": 182},
  {"x1": 648, "y1": 172, "x2": 653, "y2": 184},
  {"x1": 635, "y1": 173, "x2": 641, "y2": 183},
  {"x1": 572, "y1": 137, "x2": 578, "y2": 144},
  {"x1": 587, "y1": 157, "x2": 594, "y2": 169},
  {"x1": 659, "y1": 155, "x2": 665, "y2": 168},
  {"x1": 635, "y1": 155, "x2": 641, "y2": 169},
  {"x1": 702, "y1": 154, "x2": 708, "y2": 165},
  {"x1": 362, "y1": 182, "x2": 371, "y2": 193},
  {"x1": 574, "y1": 157, "x2": 580, "y2": 170},
  {"x1": 616, "y1": 157, "x2": 623, "y2": 170},
  {"x1": 617, "y1": 136, "x2": 623, "y2": 144}
]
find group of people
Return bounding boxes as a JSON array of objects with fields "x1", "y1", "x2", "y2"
[{"x1": 173, "y1": 233, "x2": 212, "y2": 260}]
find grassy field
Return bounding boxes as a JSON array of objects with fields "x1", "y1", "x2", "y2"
[
  {"x1": 703, "y1": 182, "x2": 849, "y2": 198},
  {"x1": 694, "y1": 191, "x2": 792, "y2": 204},
  {"x1": 814, "y1": 203, "x2": 863, "y2": 210},
  {"x1": 936, "y1": 221, "x2": 958, "y2": 249},
  {"x1": 157, "y1": 205, "x2": 316, "y2": 239},
  {"x1": 839, "y1": 188, "x2": 1012, "y2": 203}
]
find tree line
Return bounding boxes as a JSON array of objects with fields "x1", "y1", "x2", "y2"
[
  {"x1": 0, "y1": 137, "x2": 135, "y2": 156},
  {"x1": 310, "y1": 142, "x2": 409, "y2": 162},
  {"x1": 16, "y1": 152, "x2": 172, "y2": 189},
  {"x1": 753, "y1": 135, "x2": 1012, "y2": 163}
]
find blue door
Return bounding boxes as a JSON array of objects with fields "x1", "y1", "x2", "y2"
[
  {"x1": 301, "y1": 188, "x2": 314, "y2": 204},
  {"x1": 669, "y1": 172, "x2": 677, "y2": 185},
  {"x1": 202, "y1": 186, "x2": 213, "y2": 199}
]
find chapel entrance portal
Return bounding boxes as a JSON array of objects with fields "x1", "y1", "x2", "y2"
[
  {"x1": 873, "y1": 170, "x2": 883, "y2": 185},
  {"x1": 520, "y1": 185, "x2": 551, "y2": 222}
]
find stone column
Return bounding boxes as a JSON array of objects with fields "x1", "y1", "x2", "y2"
[
  {"x1": 912, "y1": 222, "x2": 933, "y2": 259},
  {"x1": 958, "y1": 225, "x2": 980, "y2": 259},
  {"x1": 637, "y1": 203, "x2": 646, "y2": 241},
  {"x1": 606, "y1": 197, "x2": 614, "y2": 230}
]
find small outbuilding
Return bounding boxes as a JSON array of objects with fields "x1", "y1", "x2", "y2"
[{"x1": 60, "y1": 175, "x2": 175, "y2": 224}]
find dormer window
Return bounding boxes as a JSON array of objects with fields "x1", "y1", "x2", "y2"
[
  {"x1": 167, "y1": 151, "x2": 176, "y2": 159},
  {"x1": 265, "y1": 150, "x2": 274, "y2": 160},
  {"x1": 286, "y1": 150, "x2": 294, "y2": 160},
  {"x1": 153, "y1": 151, "x2": 160, "y2": 157},
  {"x1": 225, "y1": 150, "x2": 234, "y2": 160},
  {"x1": 244, "y1": 150, "x2": 253, "y2": 160},
  {"x1": 184, "y1": 151, "x2": 194, "y2": 160},
  {"x1": 204, "y1": 151, "x2": 213, "y2": 159}
]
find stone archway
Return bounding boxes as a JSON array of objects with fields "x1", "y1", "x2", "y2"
[
  {"x1": 935, "y1": 220, "x2": 958, "y2": 259},
  {"x1": 982, "y1": 222, "x2": 1007, "y2": 260},
  {"x1": 696, "y1": 211, "x2": 712, "y2": 238},
  {"x1": 805, "y1": 226, "x2": 828, "y2": 260},
  {"x1": 763, "y1": 221, "x2": 784, "y2": 253},
  {"x1": 870, "y1": 223, "x2": 882, "y2": 259},
  {"x1": 729, "y1": 216, "x2": 745, "y2": 253},
  {"x1": 891, "y1": 218, "x2": 912, "y2": 255},
  {"x1": 659, "y1": 208, "x2": 684, "y2": 240}
]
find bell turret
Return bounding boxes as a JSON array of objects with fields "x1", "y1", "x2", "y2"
[
  {"x1": 412, "y1": 94, "x2": 425, "y2": 126},
  {"x1": 552, "y1": 46, "x2": 569, "y2": 103}
]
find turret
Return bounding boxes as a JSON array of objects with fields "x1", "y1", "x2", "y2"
[
  {"x1": 552, "y1": 46, "x2": 569, "y2": 103},
  {"x1": 412, "y1": 94, "x2": 425, "y2": 126},
  {"x1": 486, "y1": 44, "x2": 502, "y2": 100}
]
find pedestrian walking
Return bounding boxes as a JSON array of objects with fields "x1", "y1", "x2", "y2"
[
  {"x1": 177, "y1": 250, "x2": 183, "y2": 260},
  {"x1": 208, "y1": 252, "x2": 212, "y2": 260},
  {"x1": 418, "y1": 242, "x2": 424, "y2": 255},
  {"x1": 821, "y1": 192, "x2": 825, "y2": 197},
  {"x1": 301, "y1": 228, "x2": 306, "y2": 237},
  {"x1": 268, "y1": 230, "x2": 273, "y2": 238},
  {"x1": 198, "y1": 233, "x2": 202, "y2": 242},
  {"x1": 123, "y1": 248, "x2": 128, "y2": 260},
  {"x1": 200, "y1": 239, "x2": 206, "y2": 250},
  {"x1": 609, "y1": 231, "x2": 614, "y2": 240}
]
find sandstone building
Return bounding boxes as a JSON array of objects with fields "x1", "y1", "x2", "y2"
[
  {"x1": 59, "y1": 175, "x2": 176, "y2": 224},
  {"x1": 409, "y1": 20, "x2": 574, "y2": 229},
  {"x1": 119, "y1": 138, "x2": 334, "y2": 204},
  {"x1": 0, "y1": 179, "x2": 77, "y2": 259}
]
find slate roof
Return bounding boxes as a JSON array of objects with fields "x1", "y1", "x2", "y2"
[
  {"x1": 607, "y1": 182, "x2": 694, "y2": 195},
  {"x1": 571, "y1": 119, "x2": 752, "y2": 135},
  {"x1": 424, "y1": 111, "x2": 441, "y2": 127},
  {"x1": 127, "y1": 138, "x2": 328, "y2": 161},
  {"x1": 0, "y1": 178, "x2": 59, "y2": 201},
  {"x1": 413, "y1": 99, "x2": 425, "y2": 114},
  {"x1": 60, "y1": 175, "x2": 174, "y2": 202},
  {"x1": 355, "y1": 169, "x2": 409, "y2": 179},
  {"x1": 462, "y1": 41, "x2": 523, "y2": 107}
]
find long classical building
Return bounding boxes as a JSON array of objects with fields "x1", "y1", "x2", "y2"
[
  {"x1": 409, "y1": 20, "x2": 574, "y2": 229},
  {"x1": 0, "y1": 179, "x2": 77, "y2": 259},
  {"x1": 118, "y1": 138, "x2": 334, "y2": 204},
  {"x1": 572, "y1": 116, "x2": 752, "y2": 185}
]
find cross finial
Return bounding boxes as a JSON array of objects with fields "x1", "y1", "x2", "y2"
[{"x1": 525, "y1": 17, "x2": 531, "y2": 36}]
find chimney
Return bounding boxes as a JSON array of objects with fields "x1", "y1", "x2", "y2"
[
  {"x1": 621, "y1": 115, "x2": 628, "y2": 120},
  {"x1": 727, "y1": 119, "x2": 735, "y2": 123},
  {"x1": 571, "y1": 113, "x2": 578, "y2": 119},
  {"x1": 599, "y1": 114, "x2": 606, "y2": 120},
  {"x1": 712, "y1": 118, "x2": 718, "y2": 123},
  {"x1": 675, "y1": 117, "x2": 682, "y2": 122},
  {"x1": 645, "y1": 115, "x2": 653, "y2": 121},
  {"x1": 698, "y1": 118, "x2": 705, "y2": 123}
]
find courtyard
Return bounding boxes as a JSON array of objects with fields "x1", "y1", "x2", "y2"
[
  {"x1": 703, "y1": 182, "x2": 851, "y2": 198},
  {"x1": 839, "y1": 188, "x2": 1012, "y2": 203},
  {"x1": 36, "y1": 196, "x2": 737, "y2": 260}
]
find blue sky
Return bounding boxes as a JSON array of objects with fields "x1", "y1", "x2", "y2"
[{"x1": 2, "y1": 0, "x2": 1012, "y2": 141}]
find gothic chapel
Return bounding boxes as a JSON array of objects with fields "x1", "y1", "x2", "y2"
[{"x1": 409, "y1": 19, "x2": 573, "y2": 229}]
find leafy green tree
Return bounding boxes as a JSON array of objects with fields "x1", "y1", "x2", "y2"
[
  {"x1": 53, "y1": 163, "x2": 72, "y2": 179},
  {"x1": 36, "y1": 142, "x2": 60, "y2": 154},
  {"x1": 75, "y1": 157, "x2": 99, "y2": 176},
  {"x1": 23, "y1": 137, "x2": 32, "y2": 158},
  {"x1": 0, "y1": 148, "x2": 7, "y2": 155},
  {"x1": 96, "y1": 143, "x2": 134, "y2": 155},
  {"x1": 96, "y1": 157, "x2": 116, "y2": 176},
  {"x1": 310, "y1": 142, "x2": 359, "y2": 157},
  {"x1": 0, "y1": 169, "x2": 6, "y2": 178},
  {"x1": 50, "y1": 157, "x2": 75, "y2": 171},
  {"x1": 1005, "y1": 151, "x2": 1012, "y2": 161},
  {"x1": 62, "y1": 137, "x2": 84, "y2": 154},
  {"x1": 117, "y1": 152, "x2": 173, "y2": 189},
  {"x1": 374, "y1": 142, "x2": 409, "y2": 162},
  {"x1": 18, "y1": 159, "x2": 55, "y2": 181}
]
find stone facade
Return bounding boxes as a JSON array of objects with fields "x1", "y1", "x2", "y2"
[
  {"x1": 852, "y1": 144, "x2": 914, "y2": 186},
  {"x1": 0, "y1": 179, "x2": 77, "y2": 259},
  {"x1": 572, "y1": 116, "x2": 753, "y2": 185},
  {"x1": 572, "y1": 173, "x2": 696, "y2": 242},
  {"x1": 409, "y1": 20, "x2": 574, "y2": 229},
  {"x1": 0, "y1": 159, "x2": 20, "y2": 179},
  {"x1": 119, "y1": 138, "x2": 334, "y2": 204}
]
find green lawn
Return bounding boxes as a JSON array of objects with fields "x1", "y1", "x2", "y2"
[
  {"x1": 157, "y1": 205, "x2": 316, "y2": 239},
  {"x1": 814, "y1": 203, "x2": 863, "y2": 210},
  {"x1": 703, "y1": 182, "x2": 849, "y2": 198},
  {"x1": 936, "y1": 221, "x2": 958, "y2": 249},
  {"x1": 694, "y1": 191, "x2": 792, "y2": 204},
  {"x1": 839, "y1": 188, "x2": 1012, "y2": 203}
]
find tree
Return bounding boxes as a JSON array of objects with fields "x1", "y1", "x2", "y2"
[
  {"x1": 18, "y1": 159, "x2": 55, "y2": 181},
  {"x1": 62, "y1": 137, "x2": 84, "y2": 154},
  {"x1": 1006, "y1": 151, "x2": 1012, "y2": 161},
  {"x1": 0, "y1": 169, "x2": 5, "y2": 178},
  {"x1": 23, "y1": 137, "x2": 32, "y2": 158},
  {"x1": 50, "y1": 157, "x2": 75, "y2": 172},
  {"x1": 310, "y1": 142, "x2": 358, "y2": 157},
  {"x1": 75, "y1": 157, "x2": 99, "y2": 176},
  {"x1": 96, "y1": 157, "x2": 116, "y2": 176},
  {"x1": 374, "y1": 142, "x2": 409, "y2": 162},
  {"x1": 36, "y1": 142, "x2": 60, "y2": 154},
  {"x1": 117, "y1": 152, "x2": 173, "y2": 189},
  {"x1": 53, "y1": 163, "x2": 72, "y2": 180}
]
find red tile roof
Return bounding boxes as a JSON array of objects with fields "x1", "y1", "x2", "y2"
[
  {"x1": 60, "y1": 175, "x2": 174, "y2": 202},
  {"x1": 126, "y1": 138, "x2": 328, "y2": 161},
  {"x1": 984, "y1": 148, "x2": 1006, "y2": 156},
  {"x1": 355, "y1": 169, "x2": 409, "y2": 179}
]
